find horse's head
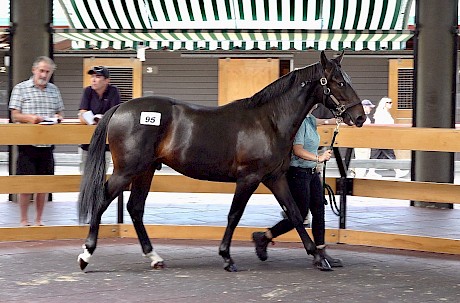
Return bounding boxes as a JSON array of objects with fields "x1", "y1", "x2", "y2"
[{"x1": 318, "y1": 51, "x2": 365, "y2": 127}]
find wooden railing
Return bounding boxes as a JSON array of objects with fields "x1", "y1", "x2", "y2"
[
  {"x1": 1, "y1": 123, "x2": 459, "y2": 204},
  {"x1": 0, "y1": 123, "x2": 459, "y2": 254}
]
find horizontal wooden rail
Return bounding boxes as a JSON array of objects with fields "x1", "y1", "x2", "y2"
[
  {"x1": 318, "y1": 125, "x2": 460, "y2": 152},
  {"x1": 1, "y1": 174, "x2": 459, "y2": 205},
  {"x1": 1, "y1": 124, "x2": 460, "y2": 152},
  {"x1": 0, "y1": 123, "x2": 95, "y2": 145},
  {"x1": 0, "y1": 174, "x2": 272, "y2": 195},
  {"x1": 352, "y1": 179, "x2": 460, "y2": 204}
]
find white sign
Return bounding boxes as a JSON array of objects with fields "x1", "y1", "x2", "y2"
[{"x1": 140, "y1": 112, "x2": 161, "y2": 126}]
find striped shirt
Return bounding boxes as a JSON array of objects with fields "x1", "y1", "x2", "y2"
[{"x1": 9, "y1": 78, "x2": 64, "y2": 118}]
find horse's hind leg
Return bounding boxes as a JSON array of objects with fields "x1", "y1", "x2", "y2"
[
  {"x1": 78, "y1": 173, "x2": 131, "y2": 270},
  {"x1": 219, "y1": 179, "x2": 259, "y2": 272},
  {"x1": 126, "y1": 167, "x2": 165, "y2": 269}
]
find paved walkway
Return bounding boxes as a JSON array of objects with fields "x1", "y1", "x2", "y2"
[{"x1": 1, "y1": 238, "x2": 459, "y2": 303}]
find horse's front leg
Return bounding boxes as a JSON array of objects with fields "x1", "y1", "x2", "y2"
[
  {"x1": 219, "y1": 179, "x2": 259, "y2": 272},
  {"x1": 263, "y1": 175, "x2": 317, "y2": 255},
  {"x1": 78, "y1": 174, "x2": 128, "y2": 271},
  {"x1": 127, "y1": 169, "x2": 165, "y2": 269}
]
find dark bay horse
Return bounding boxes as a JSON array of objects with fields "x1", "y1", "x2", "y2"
[{"x1": 78, "y1": 51, "x2": 365, "y2": 272}]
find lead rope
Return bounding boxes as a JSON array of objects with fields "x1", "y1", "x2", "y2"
[{"x1": 322, "y1": 120, "x2": 341, "y2": 216}]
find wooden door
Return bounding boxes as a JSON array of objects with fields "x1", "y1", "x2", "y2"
[
  {"x1": 218, "y1": 58, "x2": 280, "y2": 105},
  {"x1": 388, "y1": 59, "x2": 413, "y2": 124}
]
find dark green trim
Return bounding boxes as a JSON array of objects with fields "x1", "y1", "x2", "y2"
[
  {"x1": 108, "y1": 0, "x2": 123, "y2": 28},
  {"x1": 71, "y1": 0, "x2": 86, "y2": 28},
  {"x1": 95, "y1": 0, "x2": 110, "y2": 28},
  {"x1": 198, "y1": 0, "x2": 207, "y2": 21},
  {"x1": 277, "y1": 0, "x2": 282, "y2": 21},
  {"x1": 211, "y1": 0, "x2": 219, "y2": 20},
  {"x1": 172, "y1": 0, "x2": 182, "y2": 21},
  {"x1": 378, "y1": 0, "x2": 389, "y2": 29},
  {"x1": 327, "y1": 0, "x2": 335, "y2": 29},
  {"x1": 340, "y1": 0, "x2": 349, "y2": 29},
  {"x1": 391, "y1": 0, "x2": 403, "y2": 29},
  {"x1": 302, "y1": 0, "x2": 308, "y2": 21},
  {"x1": 315, "y1": 0, "x2": 322, "y2": 20},
  {"x1": 159, "y1": 0, "x2": 170, "y2": 21},
  {"x1": 133, "y1": 0, "x2": 148, "y2": 28},
  {"x1": 263, "y1": 0, "x2": 269, "y2": 21},
  {"x1": 185, "y1": 0, "x2": 195, "y2": 21},
  {"x1": 146, "y1": 0, "x2": 158, "y2": 21},
  {"x1": 120, "y1": 0, "x2": 135, "y2": 28},
  {"x1": 237, "y1": 0, "x2": 244, "y2": 19},
  {"x1": 224, "y1": 0, "x2": 232, "y2": 19},
  {"x1": 83, "y1": 0, "x2": 97, "y2": 28},
  {"x1": 352, "y1": 0, "x2": 362, "y2": 29},
  {"x1": 365, "y1": 0, "x2": 375, "y2": 29}
]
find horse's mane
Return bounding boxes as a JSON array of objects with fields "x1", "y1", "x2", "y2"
[{"x1": 238, "y1": 62, "x2": 323, "y2": 109}]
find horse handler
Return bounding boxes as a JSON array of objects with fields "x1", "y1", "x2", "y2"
[{"x1": 252, "y1": 107, "x2": 343, "y2": 271}]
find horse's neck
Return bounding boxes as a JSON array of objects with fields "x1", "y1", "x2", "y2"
[{"x1": 268, "y1": 83, "x2": 317, "y2": 138}]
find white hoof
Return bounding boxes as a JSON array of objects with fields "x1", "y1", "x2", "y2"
[
  {"x1": 78, "y1": 245, "x2": 92, "y2": 270},
  {"x1": 144, "y1": 250, "x2": 165, "y2": 269}
]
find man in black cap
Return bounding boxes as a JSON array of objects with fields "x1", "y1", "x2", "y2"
[{"x1": 78, "y1": 66, "x2": 121, "y2": 173}]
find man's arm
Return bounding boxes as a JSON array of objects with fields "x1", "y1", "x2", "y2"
[
  {"x1": 78, "y1": 109, "x2": 89, "y2": 124},
  {"x1": 10, "y1": 109, "x2": 44, "y2": 124}
]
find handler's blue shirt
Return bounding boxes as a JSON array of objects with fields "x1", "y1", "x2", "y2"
[{"x1": 290, "y1": 114, "x2": 319, "y2": 169}]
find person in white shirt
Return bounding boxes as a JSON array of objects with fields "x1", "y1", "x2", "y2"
[{"x1": 367, "y1": 97, "x2": 408, "y2": 179}]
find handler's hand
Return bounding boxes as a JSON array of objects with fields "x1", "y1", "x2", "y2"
[{"x1": 319, "y1": 149, "x2": 332, "y2": 163}]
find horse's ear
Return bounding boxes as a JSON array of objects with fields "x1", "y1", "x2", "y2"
[
  {"x1": 320, "y1": 51, "x2": 330, "y2": 69},
  {"x1": 333, "y1": 50, "x2": 345, "y2": 65}
]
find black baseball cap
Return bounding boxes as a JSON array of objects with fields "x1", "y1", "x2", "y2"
[{"x1": 88, "y1": 66, "x2": 110, "y2": 78}]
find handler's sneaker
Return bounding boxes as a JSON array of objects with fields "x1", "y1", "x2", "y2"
[{"x1": 252, "y1": 232, "x2": 271, "y2": 261}]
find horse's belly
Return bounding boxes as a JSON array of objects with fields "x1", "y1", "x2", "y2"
[{"x1": 167, "y1": 162, "x2": 237, "y2": 183}]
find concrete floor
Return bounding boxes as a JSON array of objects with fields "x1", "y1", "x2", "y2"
[{"x1": 1, "y1": 238, "x2": 459, "y2": 303}]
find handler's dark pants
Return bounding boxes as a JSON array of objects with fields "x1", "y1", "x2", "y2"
[{"x1": 269, "y1": 166, "x2": 326, "y2": 246}]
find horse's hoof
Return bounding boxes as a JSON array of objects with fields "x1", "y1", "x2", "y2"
[
  {"x1": 224, "y1": 263, "x2": 238, "y2": 272},
  {"x1": 313, "y1": 257, "x2": 333, "y2": 271},
  {"x1": 152, "y1": 261, "x2": 166, "y2": 269},
  {"x1": 78, "y1": 257, "x2": 89, "y2": 271}
]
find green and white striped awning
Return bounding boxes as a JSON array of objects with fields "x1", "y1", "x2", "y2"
[{"x1": 56, "y1": 0, "x2": 414, "y2": 51}]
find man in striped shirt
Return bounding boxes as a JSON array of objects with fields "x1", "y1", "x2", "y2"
[{"x1": 9, "y1": 56, "x2": 64, "y2": 226}]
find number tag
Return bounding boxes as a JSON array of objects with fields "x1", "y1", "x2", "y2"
[{"x1": 140, "y1": 112, "x2": 161, "y2": 126}]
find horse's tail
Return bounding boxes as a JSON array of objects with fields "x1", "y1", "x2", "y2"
[{"x1": 78, "y1": 104, "x2": 120, "y2": 223}]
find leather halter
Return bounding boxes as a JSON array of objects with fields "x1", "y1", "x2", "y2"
[
  {"x1": 319, "y1": 76, "x2": 362, "y2": 121},
  {"x1": 300, "y1": 68, "x2": 362, "y2": 123}
]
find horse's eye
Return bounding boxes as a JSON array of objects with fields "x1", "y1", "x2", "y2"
[{"x1": 338, "y1": 82, "x2": 345, "y2": 87}]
